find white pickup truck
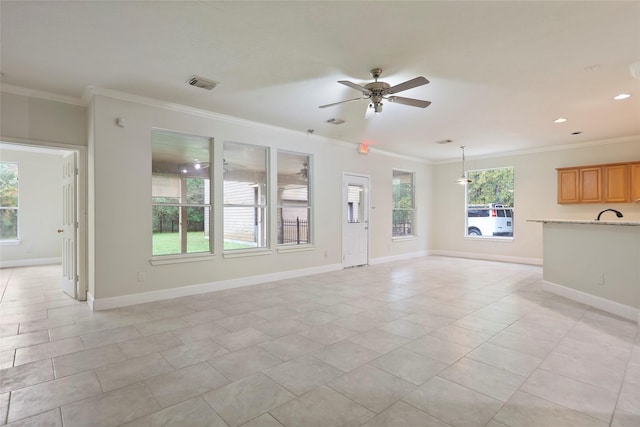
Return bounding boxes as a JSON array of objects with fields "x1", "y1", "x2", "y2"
[{"x1": 467, "y1": 204, "x2": 513, "y2": 237}]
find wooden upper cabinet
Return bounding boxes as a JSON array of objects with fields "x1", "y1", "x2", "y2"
[
  {"x1": 557, "y1": 168, "x2": 580, "y2": 203},
  {"x1": 631, "y1": 162, "x2": 640, "y2": 203},
  {"x1": 603, "y1": 163, "x2": 629, "y2": 203},
  {"x1": 579, "y1": 167, "x2": 602, "y2": 203},
  {"x1": 557, "y1": 161, "x2": 638, "y2": 204}
]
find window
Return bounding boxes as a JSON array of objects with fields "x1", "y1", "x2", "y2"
[
  {"x1": 151, "y1": 130, "x2": 212, "y2": 256},
  {"x1": 392, "y1": 170, "x2": 415, "y2": 237},
  {"x1": 277, "y1": 151, "x2": 310, "y2": 245},
  {"x1": 0, "y1": 162, "x2": 19, "y2": 241},
  {"x1": 223, "y1": 142, "x2": 268, "y2": 250},
  {"x1": 465, "y1": 167, "x2": 514, "y2": 238}
]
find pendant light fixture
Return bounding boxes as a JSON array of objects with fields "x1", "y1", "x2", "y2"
[{"x1": 456, "y1": 146, "x2": 472, "y2": 185}]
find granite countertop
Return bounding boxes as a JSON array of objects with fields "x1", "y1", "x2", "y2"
[{"x1": 527, "y1": 219, "x2": 640, "y2": 226}]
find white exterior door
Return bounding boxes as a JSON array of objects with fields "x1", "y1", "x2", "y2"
[
  {"x1": 342, "y1": 174, "x2": 369, "y2": 267},
  {"x1": 61, "y1": 152, "x2": 78, "y2": 298}
]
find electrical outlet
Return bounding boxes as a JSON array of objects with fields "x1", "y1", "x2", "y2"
[
  {"x1": 137, "y1": 272, "x2": 146, "y2": 282},
  {"x1": 598, "y1": 273, "x2": 605, "y2": 286}
]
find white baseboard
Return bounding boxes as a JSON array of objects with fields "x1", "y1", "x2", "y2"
[
  {"x1": 92, "y1": 263, "x2": 343, "y2": 311},
  {"x1": 0, "y1": 257, "x2": 62, "y2": 268},
  {"x1": 369, "y1": 250, "x2": 428, "y2": 265},
  {"x1": 542, "y1": 280, "x2": 639, "y2": 323},
  {"x1": 428, "y1": 250, "x2": 542, "y2": 266}
]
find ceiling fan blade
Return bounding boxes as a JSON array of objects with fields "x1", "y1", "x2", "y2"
[
  {"x1": 319, "y1": 97, "x2": 368, "y2": 109},
  {"x1": 338, "y1": 80, "x2": 372, "y2": 95},
  {"x1": 387, "y1": 96, "x2": 431, "y2": 108},
  {"x1": 385, "y1": 76, "x2": 429, "y2": 95}
]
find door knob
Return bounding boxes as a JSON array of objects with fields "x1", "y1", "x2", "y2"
[{"x1": 57, "y1": 229, "x2": 64, "y2": 233}]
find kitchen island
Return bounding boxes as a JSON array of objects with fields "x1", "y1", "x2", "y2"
[{"x1": 528, "y1": 219, "x2": 640, "y2": 323}]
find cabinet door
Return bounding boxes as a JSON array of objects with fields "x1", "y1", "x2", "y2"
[
  {"x1": 631, "y1": 162, "x2": 640, "y2": 203},
  {"x1": 557, "y1": 168, "x2": 579, "y2": 204},
  {"x1": 603, "y1": 164, "x2": 629, "y2": 203},
  {"x1": 580, "y1": 167, "x2": 602, "y2": 203}
]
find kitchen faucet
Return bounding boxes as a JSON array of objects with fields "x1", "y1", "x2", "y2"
[{"x1": 595, "y1": 209, "x2": 623, "y2": 221}]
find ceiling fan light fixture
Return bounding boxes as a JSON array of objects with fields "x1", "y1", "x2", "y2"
[{"x1": 319, "y1": 68, "x2": 430, "y2": 113}]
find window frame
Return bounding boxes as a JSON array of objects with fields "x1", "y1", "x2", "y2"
[
  {"x1": 276, "y1": 150, "x2": 312, "y2": 247},
  {"x1": 222, "y1": 141, "x2": 269, "y2": 252},
  {"x1": 392, "y1": 169, "x2": 415, "y2": 238},
  {"x1": 0, "y1": 161, "x2": 20, "y2": 243},
  {"x1": 151, "y1": 130, "x2": 213, "y2": 259},
  {"x1": 464, "y1": 166, "x2": 514, "y2": 240}
]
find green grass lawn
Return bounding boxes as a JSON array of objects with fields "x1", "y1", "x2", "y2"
[{"x1": 153, "y1": 232, "x2": 254, "y2": 255}]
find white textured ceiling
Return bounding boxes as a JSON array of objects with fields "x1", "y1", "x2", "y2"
[{"x1": 1, "y1": 1, "x2": 639, "y2": 161}]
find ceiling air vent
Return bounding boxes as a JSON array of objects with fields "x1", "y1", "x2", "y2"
[
  {"x1": 187, "y1": 75, "x2": 218, "y2": 90},
  {"x1": 326, "y1": 118, "x2": 345, "y2": 125}
]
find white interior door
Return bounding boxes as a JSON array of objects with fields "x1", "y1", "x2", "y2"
[
  {"x1": 61, "y1": 152, "x2": 78, "y2": 298},
  {"x1": 342, "y1": 174, "x2": 369, "y2": 267}
]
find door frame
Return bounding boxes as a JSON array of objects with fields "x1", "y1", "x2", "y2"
[
  {"x1": 0, "y1": 137, "x2": 88, "y2": 301},
  {"x1": 342, "y1": 172, "x2": 370, "y2": 267}
]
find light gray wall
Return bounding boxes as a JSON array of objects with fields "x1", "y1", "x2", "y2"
[
  {"x1": 88, "y1": 94, "x2": 432, "y2": 302},
  {"x1": 431, "y1": 137, "x2": 640, "y2": 264},
  {"x1": 0, "y1": 92, "x2": 87, "y2": 145},
  {"x1": 0, "y1": 146, "x2": 63, "y2": 265}
]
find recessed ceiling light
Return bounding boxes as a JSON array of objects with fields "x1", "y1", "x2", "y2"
[
  {"x1": 435, "y1": 139, "x2": 453, "y2": 144},
  {"x1": 571, "y1": 131, "x2": 583, "y2": 135},
  {"x1": 554, "y1": 118, "x2": 568, "y2": 123},
  {"x1": 613, "y1": 93, "x2": 631, "y2": 100}
]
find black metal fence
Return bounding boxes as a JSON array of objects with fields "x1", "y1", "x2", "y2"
[
  {"x1": 278, "y1": 217, "x2": 309, "y2": 244},
  {"x1": 392, "y1": 222, "x2": 412, "y2": 237}
]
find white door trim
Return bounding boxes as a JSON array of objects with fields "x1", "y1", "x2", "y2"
[
  {"x1": 0, "y1": 138, "x2": 88, "y2": 301},
  {"x1": 342, "y1": 173, "x2": 370, "y2": 268}
]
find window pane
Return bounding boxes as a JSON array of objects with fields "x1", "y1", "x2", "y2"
[
  {"x1": 277, "y1": 151, "x2": 310, "y2": 245},
  {"x1": 347, "y1": 185, "x2": 364, "y2": 223},
  {"x1": 223, "y1": 206, "x2": 266, "y2": 249},
  {"x1": 0, "y1": 162, "x2": 19, "y2": 207},
  {"x1": 0, "y1": 209, "x2": 18, "y2": 240},
  {"x1": 223, "y1": 143, "x2": 267, "y2": 205},
  {"x1": 151, "y1": 130, "x2": 212, "y2": 256},
  {"x1": 224, "y1": 142, "x2": 268, "y2": 250},
  {"x1": 278, "y1": 207, "x2": 309, "y2": 245},
  {"x1": 392, "y1": 170, "x2": 414, "y2": 236},
  {"x1": 0, "y1": 162, "x2": 19, "y2": 241},
  {"x1": 466, "y1": 167, "x2": 514, "y2": 238}
]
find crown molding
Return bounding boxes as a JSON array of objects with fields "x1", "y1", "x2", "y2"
[
  {"x1": 0, "y1": 83, "x2": 84, "y2": 106},
  {"x1": 434, "y1": 134, "x2": 640, "y2": 165}
]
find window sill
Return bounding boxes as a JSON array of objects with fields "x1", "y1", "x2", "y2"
[
  {"x1": 464, "y1": 236, "x2": 514, "y2": 242},
  {"x1": 150, "y1": 252, "x2": 215, "y2": 266},
  {"x1": 277, "y1": 244, "x2": 315, "y2": 254},
  {"x1": 223, "y1": 248, "x2": 273, "y2": 259},
  {"x1": 392, "y1": 235, "x2": 416, "y2": 242},
  {"x1": 0, "y1": 239, "x2": 20, "y2": 246}
]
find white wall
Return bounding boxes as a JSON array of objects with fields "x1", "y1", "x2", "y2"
[
  {"x1": 88, "y1": 92, "x2": 431, "y2": 305},
  {"x1": 0, "y1": 92, "x2": 87, "y2": 146},
  {"x1": 431, "y1": 137, "x2": 640, "y2": 264},
  {"x1": 0, "y1": 146, "x2": 63, "y2": 266}
]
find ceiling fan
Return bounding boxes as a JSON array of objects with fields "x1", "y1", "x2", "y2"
[
  {"x1": 297, "y1": 163, "x2": 308, "y2": 181},
  {"x1": 319, "y1": 68, "x2": 431, "y2": 113}
]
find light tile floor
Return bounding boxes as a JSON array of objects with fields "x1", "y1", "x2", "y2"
[{"x1": 0, "y1": 257, "x2": 638, "y2": 426}]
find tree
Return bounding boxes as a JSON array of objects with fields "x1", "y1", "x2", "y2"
[{"x1": 467, "y1": 168, "x2": 514, "y2": 206}]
